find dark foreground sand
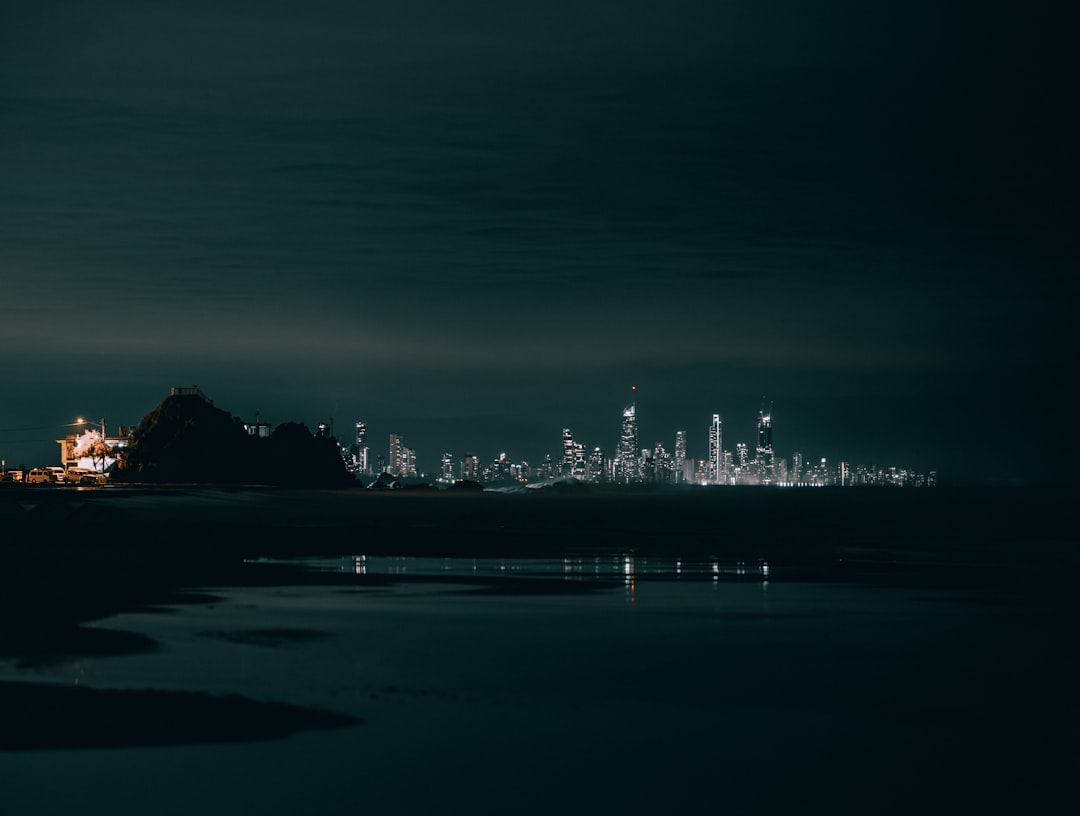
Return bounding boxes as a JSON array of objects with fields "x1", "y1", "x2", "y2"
[{"x1": 0, "y1": 485, "x2": 1076, "y2": 813}]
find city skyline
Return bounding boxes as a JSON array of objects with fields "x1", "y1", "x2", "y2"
[
  {"x1": 0, "y1": 380, "x2": 989, "y2": 487},
  {"x1": 358, "y1": 394, "x2": 935, "y2": 487},
  {"x1": 2, "y1": 385, "x2": 938, "y2": 486},
  {"x1": 1, "y1": 2, "x2": 1070, "y2": 487}
]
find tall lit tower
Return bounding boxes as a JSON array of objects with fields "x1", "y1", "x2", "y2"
[
  {"x1": 561, "y1": 428, "x2": 576, "y2": 476},
  {"x1": 674, "y1": 430, "x2": 687, "y2": 484},
  {"x1": 354, "y1": 420, "x2": 369, "y2": 475},
  {"x1": 389, "y1": 433, "x2": 406, "y2": 477},
  {"x1": 708, "y1": 414, "x2": 722, "y2": 484},
  {"x1": 756, "y1": 401, "x2": 774, "y2": 484},
  {"x1": 616, "y1": 402, "x2": 639, "y2": 484},
  {"x1": 572, "y1": 443, "x2": 587, "y2": 480},
  {"x1": 588, "y1": 447, "x2": 606, "y2": 484}
]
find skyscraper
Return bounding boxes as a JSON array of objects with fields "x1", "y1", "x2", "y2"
[
  {"x1": 615, "y1": 402, "x2": 639, "y2": 484},
  {"x1": 388, "y1": 433, "x2": 415, "y2": 477},
  {"x1": 388, "y1": 433, "x2": 403, "y2": 476},
  {"x1": 640, "y1": 447, "x2": 654, "y2": 483},
  {"x1": 708, "y1": 414, "x2": 722, "y2": 485},
  {"x1": 461, "y1": 453, "x2": 479, "y2": 481},
  {"x1": 756, "y1": 403, "x2": 774, "y2": 484},
  {"x1": 653, "y1": 442, "x2": 672, "y2": 484},
  {"x1": 674, "y1": 430, "x2": 687, "y2": 484},
  {"x1": 572, "y1": 443, "x2": 587, "y2": 481},
  {"x1": 354, "y1": 420, "x2": 369, "y2": 475},
  {"x1": 587, "y1": 447, "x2": 606, "y2": 484},
  {"x1": 561, "y1": 428, "x2": 576, "y2": 476}
]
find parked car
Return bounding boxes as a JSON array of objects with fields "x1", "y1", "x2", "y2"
[
  {"x1": 1, "y1": 470, "x2": 24, "y2": 483},
  {"x1": 26, "y1": 468, "x2": 55, "y2": 484},
  {"x1": 65, "y1": 467, "x2": 105, "y2": 484},
  {"x1": 46, "y1": 466, "x2": 67, "y2": 483}
]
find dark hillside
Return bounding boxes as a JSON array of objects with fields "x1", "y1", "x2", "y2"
[{"x1": 112, "y1": 394, "x2": 351, "y2": 487}]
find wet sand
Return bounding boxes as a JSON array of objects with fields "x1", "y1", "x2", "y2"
[{"x1": 0, "y1": 485, "x2": 1076, "y2": 813}]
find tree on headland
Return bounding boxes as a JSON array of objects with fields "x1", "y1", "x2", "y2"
[
  {"x1": 73, "y1": 430, "x2": 113, "y2": 475},
  {"x1": 112, "y1": 394, "x2": 352, "y2": 487}
]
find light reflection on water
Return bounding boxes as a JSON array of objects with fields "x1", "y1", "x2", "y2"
[{"x1": 247, "y1": 554, "x2": 769, "y2": 583}]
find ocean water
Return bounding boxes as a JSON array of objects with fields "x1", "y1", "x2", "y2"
[{"x1": 0, "y1": 487, "x2": 1075, "y2": 813}]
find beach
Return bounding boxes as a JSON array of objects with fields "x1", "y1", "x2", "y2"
[{"x1": 1, "y1": 485, "x2": 1076, "y2": 813}]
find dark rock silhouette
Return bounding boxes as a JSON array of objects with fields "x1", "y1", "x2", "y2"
[
  {"x1": 112, "y1": 394, "x2": 352, "y2": 487},
  {"x1": 264, "y1": 421, "x2": 353, "y2": 487}
]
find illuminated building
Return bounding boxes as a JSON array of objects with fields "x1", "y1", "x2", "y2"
[
  {"x1": 353, "y1": 420, "x2": 370, "y2": 475},
  {"x1": 572, "y1": 443, "x2": 587, "y2": 480},
  {"x1": 736, "y1": 442, "x2": 748, "y2": 468},
  {"x1": 244, "y1": 410, "x2": 271, "y2": 438},
  {"x1": 388, "y1": 434, "x2": 416, "y2": 477},
  {"x1": 460, "y1": 453, "x2": 479, "y2": 481},
  {"x1": 756, "y1": 404, "x2": 774, "y2": 484},
  {"x1": 674, "y1": 431, "x2": 687, "y2": 483},
  {"x1": 57, "y1": 424, "x2": 129, "y2": 474},
  {"x1": 810, "y1": 457, "x2": 830, "y2": 486},
  {"x1": 615, "y1": 403, "x2": 640, "y2": 484},
  {"x1": 653, "y1": 442, "x2": 673, "y2": 484},
  {"x1": 440, "y1": 452, "x2": 454, "y2": 483},
  {"x1": 388, "y1": 434, "x2": 403, "y2": 476},
  {"x1": 639, "y1": 447, "x2": 653, "y2": 482},
  {"x1": 561, "y1": 428, "x2": 576, "y2": 476},
  {"x1": 587, "y1": 447, "x2": 606, "y2": 484},
  {"x1": 708, "y1": 414, "x2": 722, "y2": 484},
  {"x1": 735, "y1": 442, "x2": 749, "y2": 483},
  {"x1": 488, "y1": 452, "x2": 513, "y2": 483}
]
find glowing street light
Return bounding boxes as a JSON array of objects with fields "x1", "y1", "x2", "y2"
[{"x1": 75, "y1": 417, "x2": 106, "y2": 434}]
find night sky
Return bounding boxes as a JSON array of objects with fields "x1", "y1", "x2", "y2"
[{"x1": 1, "y1": 1, "x2": 1073, "y2": 484}]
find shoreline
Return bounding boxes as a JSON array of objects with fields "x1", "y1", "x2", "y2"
[
  {"x1": 3, "y1": 483, "x2": 1074, "y2": 663},
  {"x1": 1, "y1": 484, "x2": 1075, "y2": 812},
  {"x1": 2, "y1": 481, "x2": 1074, "y2": 551}
]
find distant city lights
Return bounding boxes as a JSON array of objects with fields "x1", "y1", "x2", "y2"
[{"x1": 341, "y1": 400, "x2": 936, "y2": 489}]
